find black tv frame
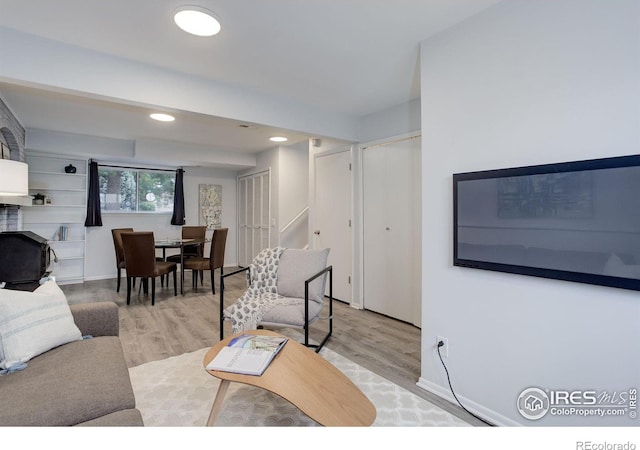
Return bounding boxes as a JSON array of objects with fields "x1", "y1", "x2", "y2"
[{"x1": 453, "y1": 154, "x2": 640, "y2": 291}]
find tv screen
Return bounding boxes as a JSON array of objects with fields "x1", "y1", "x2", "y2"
[{"x1": 453, "y1": 155, "x2": 640, "y2": 291}]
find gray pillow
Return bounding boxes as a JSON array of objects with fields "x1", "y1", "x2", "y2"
[{"x1": 276, "y1": 248, "x2": 330, "y2": 302}]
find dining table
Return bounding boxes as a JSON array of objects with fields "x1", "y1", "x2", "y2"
[{"x1": 154, "y1": 238, "x2": 206, "y2": 295}]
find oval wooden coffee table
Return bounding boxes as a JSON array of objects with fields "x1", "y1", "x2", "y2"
[{"x1": 203, "y1": 329, "x2": 376, "y2": 426}]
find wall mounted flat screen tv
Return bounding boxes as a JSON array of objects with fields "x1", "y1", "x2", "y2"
[{"x1": 453, "y1": 155, "x2": 640, "y2": 291}]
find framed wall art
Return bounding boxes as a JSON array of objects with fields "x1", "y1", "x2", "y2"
[{"x1": 199, "y1": 184, "x2": 222, "y2": 229}]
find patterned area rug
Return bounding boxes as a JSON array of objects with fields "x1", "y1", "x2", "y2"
[{"x1": 129, "y1": 345, "x2": 470, "y2": 427}]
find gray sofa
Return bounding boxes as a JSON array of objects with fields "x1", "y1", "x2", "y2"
[{"x1": 0, "y1": 301, "x2": 143, "y2": 426}]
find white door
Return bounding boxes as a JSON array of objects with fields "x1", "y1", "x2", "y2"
[
  {"x1": 238, "y1": 177, "x2": 248, "y2": 266},
  {"x1": 238, "y1": 170, "x2": 271, "y2": 267},
  {"x1": 314, "y1": 149, "x2": 352, "y2": 303},
  {"x1": 363, "y1": 137, "x2": 421, "y2": 324},
  {"x1": 255, "y1": 172, "x2": 270, "y2": 258}
]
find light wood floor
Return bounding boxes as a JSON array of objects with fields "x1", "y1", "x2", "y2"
[{"x1": 61, "y1": 270, "x2": 486, "y2": 426}]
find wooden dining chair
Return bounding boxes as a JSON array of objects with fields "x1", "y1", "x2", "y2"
[
  {"x1": 111, "y1": 228, "x2": 133, "y2": 293},
  {"x1": 121, "y1": 232, "x2": 177, "y2": 305},
  {"x1": 165, "y1": 225, "x2": 207, "y2": 284},
  {"x1": 183, "y1": 228, "x2": 228, "y2": 294},
  {"x1": 166, "y1": 226, "x2": 207, "y2": 262}
]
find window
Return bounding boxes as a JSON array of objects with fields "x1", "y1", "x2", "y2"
[{"x1": 99, "y1": 167, "x2": 175, "y2": 213}]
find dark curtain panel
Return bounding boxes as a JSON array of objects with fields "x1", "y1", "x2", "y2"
[
  {"x1": 84, "y1": 160, "x2": 103, "y2": 227},
  {"x1": 171, "y1": 168, "x2": 185, "y2": 225}
]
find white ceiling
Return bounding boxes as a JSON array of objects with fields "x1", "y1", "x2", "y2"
[{"x1": 0, "y1": 0, "x2": 504, "y2": 161}]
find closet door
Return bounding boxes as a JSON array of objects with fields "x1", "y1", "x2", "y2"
[
  {"x1": 256, "y1": 171, "x2": 271, "y2": 256},
  {"x1": 238, "y1": 170, "x2": 271, "y2": 267},
  {"x1": 362, "y1": 147, "x2": 387, "y2": 313},
  {"x1": 363, "y1": 137, "x2": 420, "y2": 325},
  {"x1": 238, "y1": 177, "x2": 248, "y2": 266}
]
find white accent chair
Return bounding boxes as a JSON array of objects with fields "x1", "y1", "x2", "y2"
[{"x1": 219, "y1": 248, "x2": 333, "y2": 352}]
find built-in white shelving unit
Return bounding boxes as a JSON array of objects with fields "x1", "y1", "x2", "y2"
[{"x1": 22, "y1": 152, "x2": 88, "y2": 285}]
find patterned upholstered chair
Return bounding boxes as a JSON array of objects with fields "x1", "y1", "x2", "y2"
[{"x1": 220, "y1": 247, "x2": 333, "y2": 352}]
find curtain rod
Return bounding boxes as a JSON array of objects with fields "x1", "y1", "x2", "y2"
[{"x1": 91, "y1": 160, "x2": 181, "y2": 173}]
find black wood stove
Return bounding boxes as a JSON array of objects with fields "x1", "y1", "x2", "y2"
[{"x1": 0, "y1": 231, "x2": 52, "y2": 291}]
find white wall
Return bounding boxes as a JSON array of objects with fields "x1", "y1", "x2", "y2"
[
  {"x1": 1, "y1": 26, "x2": 360, "y2": 143},
  {"x1": 279, "y1": 141, "x2": 309, "y2": 249},
  {"x1": 419, "y1": 0, "x2": 640, "y2": 426},
  {"x1": 26, "y1": 128, "x2": 256, "y2": 170},
  {"x1": 183, "y1": 166, "x2": 238, "y2": 266},
  {"x1": 241, "y1": 141, "x2": 314, "y2": 250},
  {"x1": 85, "y1": 166, "x2": 238, "y2": 280},
  {"x1": 358, "y1": 98, "x2": 421, "y2": 143}
]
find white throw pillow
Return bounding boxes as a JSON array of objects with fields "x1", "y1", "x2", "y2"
[
  {"x1": 277, "y1": 248, "x2": 330, "y2": 302},
  {"x1": 0, "y1": 281, "x2": 82, "y2": 373}
]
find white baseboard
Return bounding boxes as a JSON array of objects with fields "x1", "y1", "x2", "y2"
[{"x1": 416, "y1": 377, "x2": 522, "y2": 427}]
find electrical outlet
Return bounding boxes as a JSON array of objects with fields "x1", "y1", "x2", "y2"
[{"x1": 437, "y1": 336, "x2": 449, "y2": 358}]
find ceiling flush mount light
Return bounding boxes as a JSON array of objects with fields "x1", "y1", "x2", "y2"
[
  {"x1": 150, "y1": 113, "x2": 175, "y2": 122},
  {"x1": 174, "y1": 6, "x2": 221, "y2": 37},
  {"x1": 270, "y1": 136, "x2": 288, "y2": 143}
]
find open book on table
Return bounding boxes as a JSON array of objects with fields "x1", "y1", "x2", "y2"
[{"x1": 206, "y1": 334, "x2": 288, "y2": 376}]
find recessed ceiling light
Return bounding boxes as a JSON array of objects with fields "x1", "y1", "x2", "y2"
[
  {"x1": 270, "y1": 136, "x2": 288, "y2": 142},
  {"x1": 150, "y1": 113, "x2": 175, "y2": 122},
  {"x1": 174, "y1": 6, "x2": 221, "y2": 37}
]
